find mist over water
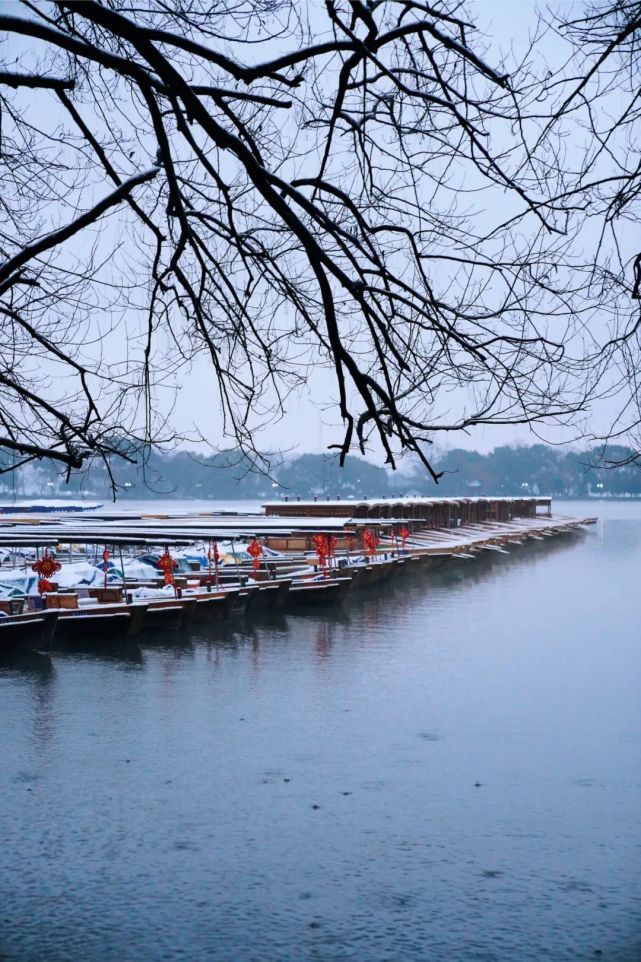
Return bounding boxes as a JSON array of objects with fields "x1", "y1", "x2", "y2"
[{"x1": 1, "y1": 501, "x2": 640, "y2": 962}]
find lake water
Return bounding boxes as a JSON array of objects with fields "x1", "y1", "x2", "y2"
[{"x1": 1, "y1": 500, "x2": 640, "y2": 962}]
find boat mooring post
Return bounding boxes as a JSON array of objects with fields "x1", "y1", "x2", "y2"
[
  {"x1": 392, "y1": 526, "x2": 401, "y2": 559},
  {"x1": 118, "y1": 544, "x2": 129, "y2": 603},
  {"x1": 231, "y1": 537, "x2": 242, "y2": 584}
]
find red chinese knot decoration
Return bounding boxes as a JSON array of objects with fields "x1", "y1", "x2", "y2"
[
  {"x1": 102, "y1": 547, "x2": 110, "y2": 588},
  {"x1": 247, "y1": 539, "x2": 263, "y2": 571},
  {"x1": 399, "y1": 526, "x2": 409, "y2": 551},
  {"x1": 31, "y1": 550, "x2": 61, "y2": 595},
  {"x1": 158, "y1": 546, "x2": 177, "y2": 586}
]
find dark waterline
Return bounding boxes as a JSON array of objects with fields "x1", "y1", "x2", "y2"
[{"x1": 1, "y1": 501, "x2": 640, "y2": 961}]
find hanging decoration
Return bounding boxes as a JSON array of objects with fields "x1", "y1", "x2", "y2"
[
  {"x1": 312, "y1": 534, "x2": 328, "y2": 574},
  {"x1": 362, "y1": 529, "x2": 378, "y2": 557},
  {"x1": 325, "y1": 534, "x2": 337, "y2": 571},
  {"x1": 31, "y1": 550, "x2": 61, "y2": 595},
  {"x1": 247, "y1": 538, "x2": 263, "y2": 572},
  {"x1": 213, "y1": 541, "x2": 220, "y2": 584},
  {"x1": 102, "y1": 547, "x2": 110, "y2": 588},
  {"x1": 158, "y1": 546, "x2": 177, "y2": 586},
  {"x1": 208, "y1": 541, "x2": 220, "y2": 586},
  {"x1": 399, "y1": 526, "x2": 409, "y2": 551}
]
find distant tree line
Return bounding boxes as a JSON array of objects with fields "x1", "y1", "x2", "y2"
[
  {"x1": 422, "y1": 446, "x2": 641, "y2": 499},
  {"x1": 0, "y1": 444, "x2": 640, "y2": 502}
]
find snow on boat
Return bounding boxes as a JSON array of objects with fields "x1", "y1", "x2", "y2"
[{"x1": 0, "y1": 500, "x2": 103, "y2": 514}]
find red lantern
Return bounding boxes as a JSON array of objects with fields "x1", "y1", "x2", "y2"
[
  {"x1": 158, "y1": 546, "x2": 177, "y2": 586},
  {"x1": 31, "y1": 550, "x2": 61, "y2": 595},
  {"x1": 312, "y1": 534, "x2": 328, "y2": 574},
  {"x1": 362, "y1": 529, "x2": 378, "y2": 557},
  {"x1": 247, "y1": 539, "x2": 262, "y2": 572},
  {"x1": 102, "y1": 547, "x2": 110, "y2": 589},
  {"x1": 399, "y1": 526, "x2": 409, "y2": 551}
]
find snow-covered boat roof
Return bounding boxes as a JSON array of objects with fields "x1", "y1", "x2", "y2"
[
  {"x1": 0, "y1": 500, "x2": 103, "y2": 514},
  {"x1": 0, "y1": 514, "x2": 393, "y2": 547},
  {"x1": 263, "y1": 495, "x2": 551, "y2": 509},
  {"x1": 0, "y1": 495, "x2": 552, "y2": 547}
]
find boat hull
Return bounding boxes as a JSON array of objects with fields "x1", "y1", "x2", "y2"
[
  {"x1": 55, "y1": 611, "x2": 132, "y2": 646},
  {"x1": 0, "y1": 610, "x2": 59, "y2": 652},
  {"x1": 286, "y1": 577, "x2": 352, "y2": 609}
]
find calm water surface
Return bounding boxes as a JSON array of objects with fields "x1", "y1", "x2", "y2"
[{"x1": 1, "y1": 500, "x2": 640, "y2": 961}]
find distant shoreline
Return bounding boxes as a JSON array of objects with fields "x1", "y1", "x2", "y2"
[{"x1": 1, "y1": 494, "x2": 639, "y2": 505}]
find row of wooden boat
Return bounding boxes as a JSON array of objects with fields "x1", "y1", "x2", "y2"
[
  {"x1": 0, "y1": 572, "x2": 358, "y2": 653},
  {"x1": 0, "y1": 511, "x2": 596, "y2": 655}
]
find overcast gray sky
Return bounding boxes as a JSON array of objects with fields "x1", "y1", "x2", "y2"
[
  {"x1": 166, "y1": 0, "x2": 625, "y2": 462},
  {"x1": 6, "y1": 0, "x2": 634, "y2": 467}
]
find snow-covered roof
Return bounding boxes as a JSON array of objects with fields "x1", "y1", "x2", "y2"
[
  {"x1": 263, "y1": 495, "x2": 551, "y2": 508},
  {"x1": 0, "y1": 500, "x2": 103, "y2": 514}
]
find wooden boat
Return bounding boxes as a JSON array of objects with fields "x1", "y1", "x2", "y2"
[
  {"x1": 186, "y1": 580, "x2": 287, "y2": 617},
  {"x1": 218, "y1": 564, "x2": 307, "y2": 584},
  {"x1": 54, "y1": 608, "x2": 133, "y2": 645},
  {"x1": 0, "y1": 609, "x2": 58, "y2": 652},
  {"x1": 101, "y1": 584, "x2": 249, "y2": 626},
  {"x1": 343, "y1": 558, "x2": 398, "y2": 586},
  {"x1": 135, "y1": 598, "x2": 185, "y2": 631},
  {"x1": 184, "y1": 589, "x2": 238, "y2": 623},
  {"x1": 223, "y1": 578, "x2": 292, "y2": 612},
  {"x1": 103, "y1": 581, "x2": 258, "y2": 623},
  {"x1": 236, "y1": 584, "x2": 261, "y2": 613},
  {"x1": 88, "y1": 586, "x2": 196, "y2": 633},
  {"x1": 38, "y1": 591, "x2": 145, "y2": 645},
  {"x1": 254, "y1": 578, "x2": 291, "y2": 610},
  {"x1": 286, "y1": 576, "x2": 353, "y2": 608}
]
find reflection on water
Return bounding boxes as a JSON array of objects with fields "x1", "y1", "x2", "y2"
[
  {"x1": 52, "y1": 642, "x2": 145, "y2": 666},
  {"x1": 1, "y1": 502, "x2": 640, "y2": 962},
  {"x1": 0, "y1": 650, "x2": 56, "y2": 750},
  {"x1": 0, "y1": 647, "x2": 53, "y2": 681}
]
